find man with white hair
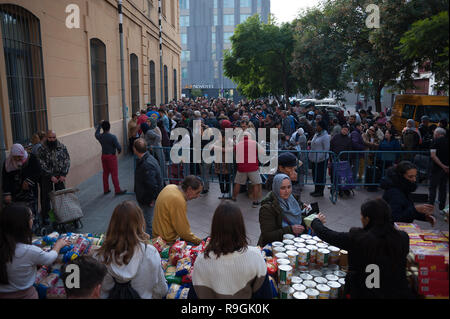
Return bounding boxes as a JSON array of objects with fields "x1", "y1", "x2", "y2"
[{"x1": 429, "y1": 127, "x2": 449, "y2": 212}]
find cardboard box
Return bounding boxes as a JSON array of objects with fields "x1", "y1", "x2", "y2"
[
  {"x1": 419, "y1": 264, "x2": 448, "y2": 275},
  {"x1": 419, "y1": 280, "x2": 449, "y2": 296}
]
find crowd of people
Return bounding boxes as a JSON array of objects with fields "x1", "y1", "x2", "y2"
[{"x1": 0, "y1": 96, "x2": 448, "y2": 300}]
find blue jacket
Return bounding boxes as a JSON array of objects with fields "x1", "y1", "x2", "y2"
[{"x1": 378, "y1": 138, "x2": 401, "y2": 162}]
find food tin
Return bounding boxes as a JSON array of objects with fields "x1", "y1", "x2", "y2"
[
  {"x1": 305, "y1": 288, "x2": 320, "y2": 299},
  {"x1": 277, "y1": 258, "x2": 291, "y2": 269},
  {"x1": 328, "y1": 246, "x2": 340, "y2": 264},
  {"x1": 339, "y1": 250, "x2": 348, "y2": 269},
  {"x1": 275, "y1": 252, "x2": 288, "y2": 260},
  {"x1": 316, "y1": 243, "x2": 328, "y2": 249},
  {"x1": 328, "y1": 264, "x2": 340, "y2": 271},
  {"x1": 297, "y1": 248, "x2": 310, "y2": 266},
  {"x1": 278, "y1": 265, "x2": 293, "y2": 285},
  {"x1": 327, "y1": 281, "x2": 341, "y2": 299},
  {"x1": 301, "y1": 234, "x2": 312, "y2": 240},
  {"x1": 292, "y1": 284, "x2": 307, "y2": 293},
  {"x1": 325, "y1": 274, "x2": 339, "y2": 282},
  {"x1": 314, "y1": 276, "x2": 328, "y2": 285},
  {"x1": 316, "y1": 248, "x2": 330, "y2": 266},
  {"x1": 306, "y1": 245, "x2": 318, "y2": 264},
  {"x1": 279, "y1": 285, "x2": 295, "y2": 299},
  {"x1": 283, "y1": 239, "x2": 295, "y2": 246},
  {"x1": 293, "y1": 237, "x2": 305, "y2": 244},
  {"x1": 312, "y1": 236, "x2": 322, "y2": 242},
  {"x1": 291, "y1": 276, "x2": 302, "y2": 285},
  {"x1": 299, "y1": 273, "x2": 313, "y2": 281},
  {"x1": 293, "y1": 292, "x2": 308, "y2": 299},
  {"x1": 286, "y1": 250, "x2": 299, "y2": 269},
  {"x1": 273, "y1": 246, "x2": 287, "y2": 255},
  {"x1": 294, "y1": 242, "x2": 306, "y2": 249},
  {"x1": 285, "y1": 245, "x2": 297, "y2": 252},
  {"x1": 305, "y1": 240, "x2": 318, "y2": 246},
  {"x1": 317, "y1": 284, "x2": 331, "y2": 299},
  {"x1": 272, "y1": 241, "x2": 284, "y2": 247},
  {"x1": 283, "y1": 234, "x2": 295, "y2": 240},
  {"x1": 303, "y1": 280, "x2": 317, "y2": 289},
  {"x1": 334, "y1": 270, "x2": 346, "y2": 278}
]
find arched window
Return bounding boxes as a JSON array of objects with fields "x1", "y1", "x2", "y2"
[
  {"x1": 149, "y1": 60, "x2": 156, "y2": 105},
  {"x1": 173, "y1": 69, "x2": 177, "y2": 101},
  {"x1": 90, "y1": 38, "x2": 109, "y2": 123},
  {"x1": 130, "y1": 53, "x2": 139, "y2": 114},
  {"x1": 164, "y1": 65, "x2": 168, "y2": 104},
  {"x1": 0, "y1": 4, "x2": 48, "y2": 144}
]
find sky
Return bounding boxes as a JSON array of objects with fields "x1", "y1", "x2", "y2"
[{"x1": 270, "y1": 0, "x2": 322, "y2": 24}]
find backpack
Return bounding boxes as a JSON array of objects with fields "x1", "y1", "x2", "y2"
[
  {"x1": 403, "y1": 130, "x2": 419, "y2": 150},
  {"x1": 108, "y1": 278, "x2": 141, "y2": 299}
]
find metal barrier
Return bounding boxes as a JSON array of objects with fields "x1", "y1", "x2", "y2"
[{"x1": 137, "y1": 147, "x2": 431, "y2": 204}]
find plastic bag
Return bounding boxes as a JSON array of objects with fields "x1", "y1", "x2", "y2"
[
  {"x1": 166, "y1": 284, "x2": 189, "y2": 299},
  {"x1": 175, "y1": 257, "x2": 192, "y2": 277}
]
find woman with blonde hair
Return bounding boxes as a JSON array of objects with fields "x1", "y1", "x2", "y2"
[{"x1": 94, "y1": 201, "x2": 168, "y2": 299}]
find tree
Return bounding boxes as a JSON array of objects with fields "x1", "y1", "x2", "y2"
[
  {"x1": 397, "y1": 11, "x2": 449, "y2": 92},
  {"x1": 291, "y1": 6, "x2": 351, "y2": 99},
  {"x1": 223, "y1": 15, "x2": 300, "y2": 106}
]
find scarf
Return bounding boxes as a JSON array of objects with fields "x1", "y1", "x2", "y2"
[
  {"x1": 5, "y1": 144, "x2": 28, "y2": 173},
  {"x1": 272, "y1": 174, "x2": 303, "y2": 227}
]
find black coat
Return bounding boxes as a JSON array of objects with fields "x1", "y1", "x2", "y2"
[
  {"x1": 134, "y1": 152, "x2": 163, "y2": 206},
  {"x1": 311, "y1": 219, "x2": 413, "y2": 299},
  {"x1": 330, "y1": 133, "x2": 353, "y2": 156},
  {"x1": 2, "y1": 153, "x2": 40, "y2": 202},
  {"x1": 380, "y1": 168, "x2": 427, "y2": 223}
]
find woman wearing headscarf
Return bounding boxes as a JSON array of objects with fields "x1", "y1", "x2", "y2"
[
  {"x1": 2, "y1": 144, "x2": 41, "y2": 216},
  {"x1": 257, "y1": 174, "x2": 306, "y2": 247}
]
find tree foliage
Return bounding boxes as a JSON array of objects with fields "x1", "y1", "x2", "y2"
[{"x1": 223, "y1": 15, "x2": 299, "y2": 101}]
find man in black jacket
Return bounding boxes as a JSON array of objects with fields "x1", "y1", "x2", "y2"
[
  {"x1": 330, "y1": 125, "x2": 353, "y2": 195},
  {"x1": 133, "y1": 138, "x2": 163, "y2": 236}
]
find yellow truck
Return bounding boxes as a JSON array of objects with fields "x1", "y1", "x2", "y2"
[{"x1": 391, "y1": 95, "x2": 449, "y2": 132}]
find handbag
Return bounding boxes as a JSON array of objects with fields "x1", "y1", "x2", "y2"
[{"x1": 49, "y1": 186, "x2": 83, "y2": 223}]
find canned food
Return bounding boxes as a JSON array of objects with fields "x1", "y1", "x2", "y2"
[
  {"x1": 296, "y1": 248, "x2": 309, "y2": 266},
  {"x1": 299, "y1": 273, "x2": 313, "y2": 281},
  {"x1": 291, "y1": 276, "x2": 302, "y2": 285},
  {"x1": 334, "y1": 270, "x2": 346, "y2": 278},
  {"x1": 316, "y1": 243, "x2": 328, "y2": 249},
  {"x1": 298, "y1": 266, "x2": 309, "y2": 273},
  {"x1": 292, "y1": 284, "x2": 307, "y2": 293},
  {"x1": 283, "y1": 239, "x2": 295, "y2": 246},
  {"x1": 286, "y1": 250, "x2": 299, "y2": 269},
  {"x1": 294, "y1": 243, "x2": 306, "y2": 249},
  {"x1": 316, "y1": 284, "x2": 331, "y2": 299},
  {"x1": 306, "y1": 245, "x2": 318, "y2": 264},
  {"x1": 327, "y1": 246, "x2": 340, "y2": 265},
  {"x1": 327, "y1": 281, "x2": 341, "y2": 299},
  {"x1": 321, "y1": 267, "x2": 334, "y2": 276},
  {"x1": 339, "y1": 250, "x2": 348, "y2": 269},
  {"x1": 279, "y1": 285, "x2": 295, "y2": 299},
  {"x1": 300, "y1": 234, "x2": 312, "y2": 240},
  {"x1": 316, "y1": 248, "x2": 330, "y2": 266},
  {"x1": 272, "y1": 241, "x2": 284, "y2": 247},
  {"x1": 293, "y1": 291, "x2": 308, "y2": 299},
  {"x1": 305, "y1": 240, "x2": 318, "y2": 246},
  {"x1": 273, "y1": 246, "x2": 287, "y2": 255},
  {"x1": 283, "y1": 234, "x2": 295, "y2": 240},
  {"x1": 325, "y1": 274, "x2": 339, "y2": 282},
  {"x1": 305, "y1": 288, "x2": 320, "y2": 299},
  {"x1": 312, "y1": 236, "x2": 322, "y2": 242},
  {"x1": 285, "y1": 245, "x2": 297, "y2": 252},
  {"x1": 293, "y1": 237, "x2": 305, "y2": 244},
  {"x1": 308, "y1": 270, "x2": 321, "y2": 277},
  {"x1": 275, "y1": 252, "x2": 288, "y2": 260},
  {"x1": 303, "y1": 280, "x2": 317, "y2": 289},
  {"x1": 277, "y1": 258, "x2": 291, "y2": 268},
  {"x1": 278, "y1": 265, "x2": 293, "y2": 285},
  {"x1": 314, "y1": 277, "x2": 327, "y2": 285}
]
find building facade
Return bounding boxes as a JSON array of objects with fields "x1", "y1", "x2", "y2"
[
  {"x1": 0, "y1": 0, "x2": 181, "y2": 187},
  {"x1": 180, "y1": 0, "x2": 270, "y2": 101}
]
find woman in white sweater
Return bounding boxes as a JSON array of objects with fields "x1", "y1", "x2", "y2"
[
  {"x1": 0, "y1": 203, "x2": 69, "y2": 299},
  {"x1": 191, "y1": 201, "x2": 272, "y2": 299},
  {"x1": 94, "y1": 201, "x2": 168, "y2": 299}
]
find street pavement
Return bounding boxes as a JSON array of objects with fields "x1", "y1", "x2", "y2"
[{"x1": 76, "y1": 154, "x2": 449, "y2": 245}]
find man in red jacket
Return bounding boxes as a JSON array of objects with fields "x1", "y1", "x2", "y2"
[{"x1": 232, "y1": 132, "x2": 264, "y2": 208}]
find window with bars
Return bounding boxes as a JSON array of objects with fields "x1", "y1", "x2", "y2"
[
  {"x1": 149, "y1": 60, "x2": 156, "y2": 105},
  {"x1": 130, "y1": 54, "x2": 140, "y2": 114},
  {"x1": 0, "y1": 4, "x2": 48, "y2": 145},
  {"x1": 90, "y1": 38, "x2": 109, "y2": 124},
  {"x1": 173, "y1": 69, "x2": 177, "y2": 101},
  {"x1": 164, "y1": 65, "x2": 168, "y2": 104}
]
